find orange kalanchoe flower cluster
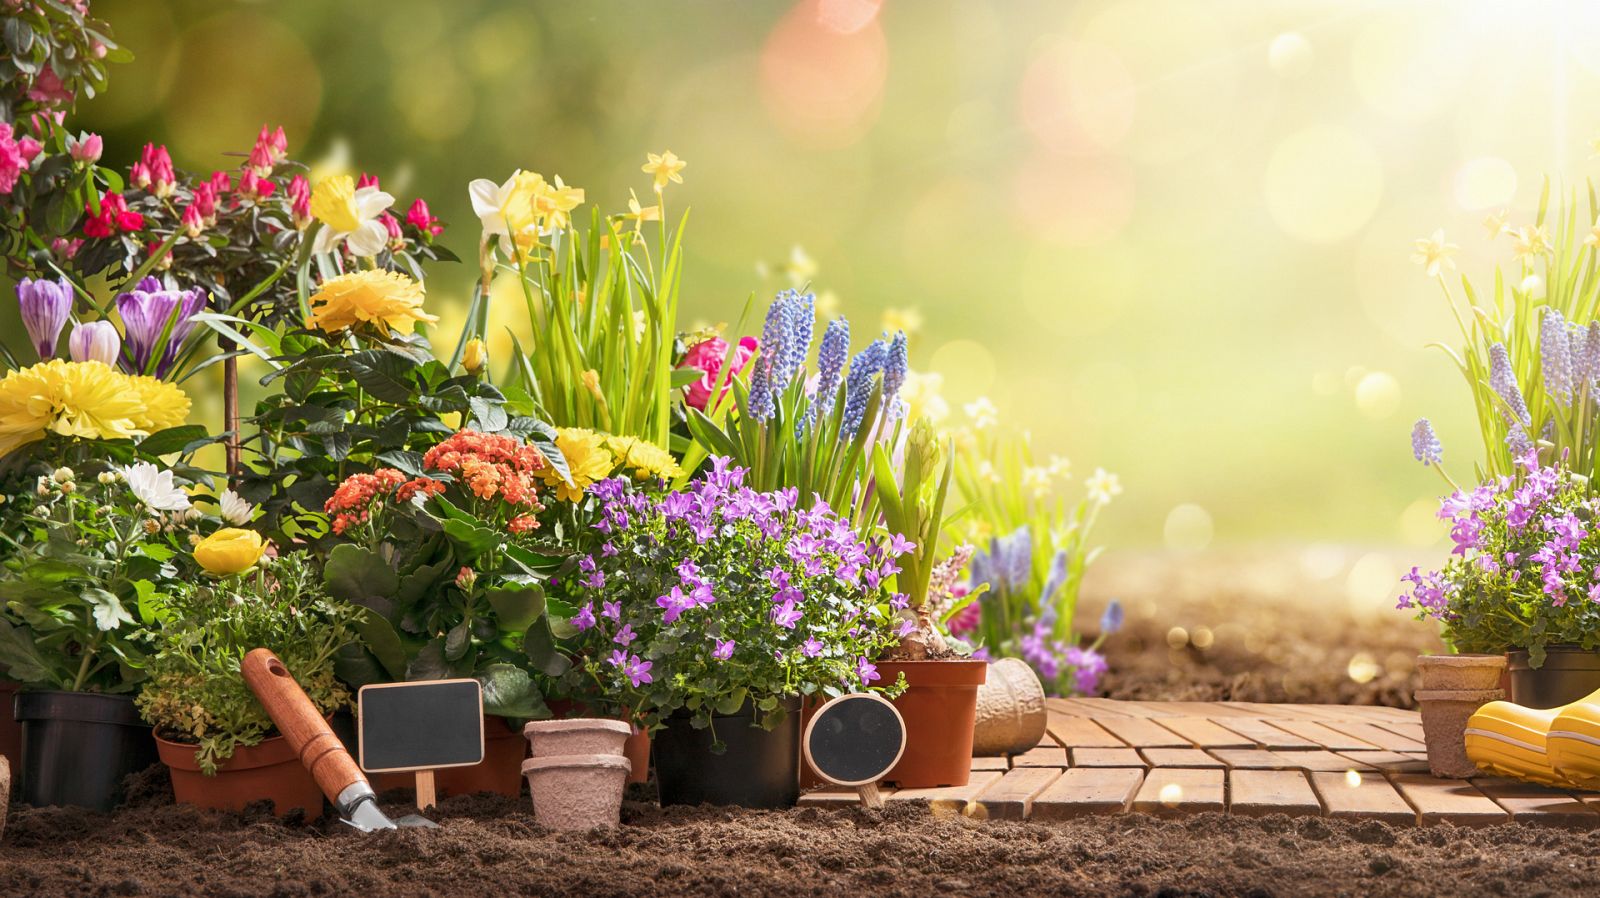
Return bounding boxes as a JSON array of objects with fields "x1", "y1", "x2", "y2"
[
  {"x1": 422, "y1": 430, "x2": 547, "y2": 512},
  {"x1": 324, "y1": 468, "x2": 443, "y2": 535}
]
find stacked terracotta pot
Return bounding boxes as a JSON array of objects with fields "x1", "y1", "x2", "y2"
[
  {"x1": 521, "y1": 719, "x2": 633, "y2": 830},
  {"x1": 1415, "y1": 654, "x2": 1506, "y2": 778}
]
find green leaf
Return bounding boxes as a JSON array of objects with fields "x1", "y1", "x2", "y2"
[
  {"x1": 444, "y1": 620, "x2": 471, "y2": 661},
  {"x1": 345, "y1": 349, "x2": 418, "y2": 403},
  {"x1": 439, "y1": 517, "x2": 502, "y2": 563},
  {"x1": 522, "y1": 618, "x2": 571, "y2": 677},
  {"x1": 406, "y1": 637, "x2": 464, "y2": 680},
  {"x1": 468, "y1": 396, "x2": 509, "y2": 433},
  {"x1": 485, "y1": 578, "x2": 546, "y2": 632},
  {"x1": 478, "y1": 662, "x2": 549, "y2": 719},
  {"x1": 322, "y1": 544, "x2": 399, "y2": 609},
  {"x1": 136, "y1": 425, "x2": 211, "y2": 457},
  {"x1": 349, "y1": 608, "x2": 408, "y2": 680},
  {"x1": 714, "y1": 687, "x2": 748, "y2": 716},
  {"x1": 0, "y1": 617, "x2": 55, "y2": 687}
]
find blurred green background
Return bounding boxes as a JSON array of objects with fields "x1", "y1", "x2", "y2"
[{"x1": 46, "y1": 0, "x2": 1600, "y2": 565}]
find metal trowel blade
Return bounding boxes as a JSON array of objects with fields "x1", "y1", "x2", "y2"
[{"x1": 394, "y1": 813, "x2": 438, "y2": 828}]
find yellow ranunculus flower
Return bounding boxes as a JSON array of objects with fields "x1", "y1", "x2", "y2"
[
  {"x1": 604, "y1": 435, "x2": 684, "y2": 481},
  {"x1": 306, "y1": 270, "x2": 439, "y2": 335},
  {"x1": 540, "y1": 427, "x2": 617, "y2": 503},
  {"x1": 193, "y1": 528, "x2": 266, "y2": 576},
  {"x1": 0, "y1": 360, "x2": 191, "y2": 459}
]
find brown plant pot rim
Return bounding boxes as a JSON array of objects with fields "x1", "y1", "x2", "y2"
[
  {"x1": 876, "y1": 658, "x2": 988, "y2": 687},
  {"x1": 1414, "y1": 688, "x2": 1504, "y2": 703},
  {"x1": 523, "y1": 719, "x2": 632, "y2": 738},
  {"x1": 154, "y1": 731, "x2": 299, "y2": 773},
  {"x1": 522, "y1": 754, "x2": 632, "y2": 775},
  {"x1": 1416, "y1": 654, "x2": 1507, "y2": 668}
]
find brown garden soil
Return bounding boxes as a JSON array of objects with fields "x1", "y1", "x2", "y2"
[{"x1": 6, "y1": 546, "x2": 1575, "y2": 898}]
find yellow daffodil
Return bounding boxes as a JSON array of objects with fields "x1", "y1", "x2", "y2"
[
  {"x1": 1585, "y1": 216, "x2": 1600, "y2": 250},
  {"x1": 534, "y1": 174, "x2": 584, "y2": 232},
  {"x1": 462, "y1": 338, "x2": 489, "y2": 375},
  {"x1": 1482, "y1": 209, "x2": 1509, "y2": 240},
  {"x1": 881, "y1": 307, "x2": 924, "y2": 335},
  {"x1": 469, "y1": 170, "x2": 545, "y2": 256},
  {"x1": 1410, "y1": 229, "x2": 1458, "y2": 278},
  {"x1": 1022, "y1": 466, "x2": 1052, "y2": 499},
  {"x1": 0, "y1": 360, "x2": 191, "y2": 458},
  {"x1": 620, "y1": 189, "x2": 660, "y2": 232},
  {"x1": 541, "y1": 427, "x2": 617, "y2": 503},
  {"x1": 309, "y1": 175, "x2": 395, "y2": 257},
  {"x1": 641, "y1": 150, "x2": 686, "y2": 193},
  {"x1": 605, "y1": 435, "x2": 685, "y2": 481},
  {"x1": 193, "y1": 528, "x2": 266, "y2": 576},
  {"x1": 1085, "y1": 468, "x2": 1123, "y2": 505},
  {"x1": 306, "y1": 270, "x2": 438, "y2": 335},
  {"x1": 1511, "y1": 224, "x2": 1552, "y2": 261}
]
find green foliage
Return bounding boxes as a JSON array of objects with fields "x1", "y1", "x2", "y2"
[
  {"x1": 872, "y1": 418, "x2": 953, "y2": 613},
  {"x1": 0, "y1": 2, "x2": 128, "y2": 123},
  {"x1": 0, "y1": 465, "x2": 196, "y2": 693},
  {"x1": 136, "y1": 552, "x2": 359, "y2": 775}
]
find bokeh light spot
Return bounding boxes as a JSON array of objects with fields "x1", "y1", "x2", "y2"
[
  {"x1": 1267, "y1": 32, "x2": 1313, "y2": 78},
  {"x1": 1400, "y1": 497, "x2": 1444, "y2": 547},
  {"x1": 1263, "y1": 124, "x2": 1383, "y2": 244},
  {"x1": 1346, "y1": 552, "x2": 1399, "y2": 616},
  {"x1": 1164, "y1": 503, "x2": 1214, "y2": 551},
  {"x1": 167, "y1": 12, "x2": 322, "y2": 164},
  {"x1": 1013, "y1": 150, "x2": 1136, "y2": 245},
  {"x1": 928, "y1": 340, "x2": 997, "y2": 401},
  {"x1": 761, "y1": 0, "x2": 888, "y2": 147},
  {"x1": 1347, "y1": 652, "x2": 1381, "y2": 684},
  {"x1": 1019, "y1": 39, "x2": 1136, "y2": 154},
  {"x1": 1354, "y1": 371, "x2": 1401, "y2": 419},
  {"x1": 1453, "y1": 156, "x2": 1517, "y2": 211}
]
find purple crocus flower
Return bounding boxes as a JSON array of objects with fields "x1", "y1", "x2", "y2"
[
  {"x1": 713, "y1": 638, "x2": 735, "y2": 660},
  {"x1": 69, "y1": 320, "x2": 121, "y2": 366},
  {"x1": 1411, "y1": 418, "x2": 1442, "y2": 466},
  {"x1": 17, "y1": 276, "x2": 72, "y2": 361},
  {"x1": 116, "y1": 276, "x2": 207, "y2": 378}
]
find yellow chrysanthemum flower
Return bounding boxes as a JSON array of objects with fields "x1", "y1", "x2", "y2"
[
  {"x1": 539, "y1": 427, "x2": 618, "y2": 503},
  {"x1": 0, "y1": 360, "x2": 191, "y2": 458},
  {"x1": 605, "y1": 435, "x2": 684, "y2": 481},
  {"x1": 306, "y1": 270, "x2": 439, "y2": 335}
]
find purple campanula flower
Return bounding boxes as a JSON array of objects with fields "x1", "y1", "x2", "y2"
[
  {"x1": 802, "y1": 637, "x2": 823, "y2": 658},
  {"x1": 657, "y1": 586, "x2": 692, "y2": 623},
  {"x1": 771, "y1": 598, "x2": 802, "y2": 629},
  {"x1": 889, "y1": 592, "x2": 909, "y2": 610},
  {"x1": 1411, "y1": 418, "x2": 1443, "y2": 466},
  {"x1": 1064, "y1": 646, "x2": 1108, "y2": 695},
  {"x1": 116, "y1": 276, "x2": 207, "y2": 378},
  {"x1": 573, "y1": 603, "x2": 597, "y2": 631},
  {"x1": 713, "y1": 638, "x2": 735, "y2": 660},
  {"x1": 896, "y1": 619, "x2": 916, "y2": 637},
  {"x1": 624, "y1": 655, "x2": 653, "y2": 687},
  {"x1": 886, "y1": 533, "x2": 916, "y2": 556},
  {"x1": 582, "y1": 570, "x2": 606, "y2": 589},
  {"x1": 69, "y1": 320, "x2": 121, "y2": 366},
  {"x1": 855, "y1": 657, "x2": 879, "y2": 685},
  {"x1": 613, "y1": 624, "x2": 637, "y2": 646},
  {"x1": 601, "y1": 541, "x2": 618, "y2": 557},
  {"x1": 17, "y1": 276, "x2": 72, "y2": 361},
  {"x1": 601, "y1": 600, "x2": 621, "y2": 621},
  {"x1": 579, "y1": 555, "x2": 596, "y2": 573},
  {"x1": 1541, "y1": 308, "x2": 1574, "y2": 402}
]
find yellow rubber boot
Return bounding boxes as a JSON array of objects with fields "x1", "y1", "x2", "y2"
[
  {"x1": 1464, "y1": 701, "x2": 1568, "y2": 786},
  {"x1": 1548, "y1": 690, "x2": 1600, "y2": 789}
]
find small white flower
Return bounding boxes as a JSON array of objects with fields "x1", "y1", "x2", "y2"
[
  {"x1": 52, "y1": 466, "x2": 74, "y2": 483},
  {"x1": 1085, "y1": 468, "x2": 1123, "y2": 505},
  {"x1": 90, "y1": 594, "x2": 134, "y2": 632},
  {"x1": 1047, "y1": 454, "x2": 1072, "y2": 479},
  {"x1": 119, "y1": 461, "x2": 192, "y2": 513},
  {"x1": 217, "y1": 489, "x2": 256, "y2": 526},
  {"x1": 1022, "y1": 466, "x2": 1052, "y2": 499},
  {"x1": 964, "y1": 397, "x2": 998, "y2": 430},
  {"x1": 977, "y1": 460, "x2": 1001, "y2": 484},
  {"x1": 98, "y1": 471, "x2": 118, "y2": 484}
]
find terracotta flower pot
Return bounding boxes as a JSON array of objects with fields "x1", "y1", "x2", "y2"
[
  {"x1": 156, "y1": 731, "x2": 325, "y2": 817},
  {"x1": 373, "y1": 714, "x2": 526, "y2": 798},
  {"x1": 971, "y1": 658, "x2": 1048, "y2": 757},
  {"x1": 1508, "y1": 646, "x2": 1600, "y2": 709},
  {"x1": 1416, "y1": 687, "x2": 1503, "y2": 779},
  {"x1": 876, "y1": 659, "x2": 987, "y2": 788},
  {"x1": 521, "y1": 753, "x2": 630, "y2": 830},
  {"x1": 544, "y1": 700, "x2": 651, "y2": 783},
  {"x1": 525, "y1": 718, "x2": 632, "y2": 758},
  {"x1": 1416, "y1": 653, "x2": 1507, "y2": 692}
]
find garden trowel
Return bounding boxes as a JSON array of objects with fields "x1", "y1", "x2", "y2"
[{"x1": 241, "y1": 648, "x2": 437, "y2": 831}]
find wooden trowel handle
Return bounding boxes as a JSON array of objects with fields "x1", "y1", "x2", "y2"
[{"x1": 242, "y1": 648, "x2": 366, "y2": 804}]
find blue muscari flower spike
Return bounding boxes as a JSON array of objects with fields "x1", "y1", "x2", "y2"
[
  {"x1": 775, "y1": 290, "x2": 814, "y2": 392},
  {"x1": 1100, "y1": 599, "x2": 1124, "y2": 635},
  {"x1": 1488, "y1": 342, "x2": 1531, "y2": 427},
  {"x1": 840, "y1": 338, "x2": 888, "y2": 438},
  {"x1": 800, "y1": 317, "x2": 850, "y2": 437},
  {"x1": 747, "y1": 296, "x2": 791, "y2": 421},
  {"x1": 1411, "y1": 418, "x2": 1442, "y2": 466},
  {"x1": 1540, "y1": 308, "x2": 1573, "y2": 403},
  {"x1": 1039, "y1": 546, "x2": 1070, "y2": 607},
  {"x1": 881, "y1": 331, "x2": 908, "y2": 419}
]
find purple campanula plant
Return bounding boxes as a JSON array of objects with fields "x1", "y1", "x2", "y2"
[
  {"x1": 557, "y1": 457, "x2": 903, "y2": 737},
  {"x1": 1399, "y1": 449, "x2": 1600, "y2": 663}
]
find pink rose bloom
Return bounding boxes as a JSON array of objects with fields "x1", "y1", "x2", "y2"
[{"x1": 680, "y1": 336, "x2": 757, "y2": 410}]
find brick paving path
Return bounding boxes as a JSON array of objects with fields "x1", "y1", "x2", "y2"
[{"x1": 799, "y1": 698, "x2": 1600, "y2": 825}]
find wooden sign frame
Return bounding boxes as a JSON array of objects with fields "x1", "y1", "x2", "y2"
[
  {"x1": 357, "y1": 679, "x2": 485, "y2": 811},
  {"x1": 802, "y1": 692, "x2": 906, "y2": 807}
]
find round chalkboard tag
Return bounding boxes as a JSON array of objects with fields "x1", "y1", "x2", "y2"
[{"x1": 803, "y1": 693, "x2": 906, "y2": 806}]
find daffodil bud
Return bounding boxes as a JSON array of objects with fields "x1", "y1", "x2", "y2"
[{"x1": 463, "y1": 338, "x2": 488, "y2": 376}]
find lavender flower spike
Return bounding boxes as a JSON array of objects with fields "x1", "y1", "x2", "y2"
[
  {"x1": 1411, "y1": 418, "x2": 1442, "y2": 466},
  {"x1": 116, "y1": 276, "x2": 207, "y2": 379},
  {"x1": 881, "y1": 331, "x2": 908, "y2": 419},
  {"x1": 1488, "y1": 342, "x2": 1531, "y2": 426},
  {"x1": 1540, "y1": 308, "x2": 1574, "y2": 402},
  {"x1": 799, "y1": 316, "x2": 850, "y2": 436},
  {"x1": 840, "y1": 338, "x2": 888, "y2": 438},
  {"x1": 17, "y1": 276, "x2": 72, "y2": 361}
]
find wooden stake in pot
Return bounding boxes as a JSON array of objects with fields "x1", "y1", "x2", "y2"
[
  {"x1": 356, "y1": 680, "x2": 485, "y2": 812},
  {"x1": 802, "y1": 693, "x2": 906, "y2": 809}
]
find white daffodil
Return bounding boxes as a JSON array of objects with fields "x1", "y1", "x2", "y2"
[
  {"x1": 468, "y1": 170, "x2": 542, "y2": 257},
  {"x1": 964, "y1": 396, "x2": 998, "y2": 430},
  {"x1": 1085, "y1": 468, "x2": 1123, "y2": 505},
  {"x1": 119, "y1": 461, "x2": 192, "y2": 513},
  {"x1": 217, "y1": 488, "x2": 256, "y2": 526},
  {"x1": 310, "y1": 174, "x2": 394, "y2": 257}
]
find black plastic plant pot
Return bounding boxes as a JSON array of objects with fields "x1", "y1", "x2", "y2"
[
  {"x1": 14, "y1": 690, "x2": 158, "y2": 811},
  {"x1": 1507, "y1": 646, "x2": 1600, "y2": 709},
  {"x1": 653, "y1": 698, "x2": 801, "y2": 809}
]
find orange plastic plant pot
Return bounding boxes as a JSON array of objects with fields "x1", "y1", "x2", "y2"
[
  {"x1": 156, "y1": 732, "x2": 325, "y2": 817},
  {"x1": 876, "y1": 659, "x2": 988, "y2": 788}
]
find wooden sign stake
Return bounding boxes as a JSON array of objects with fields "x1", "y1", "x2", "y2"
[
  {"x1": 803, "y1": 693, "x2": 906, "y2": 811},
  {"x1": 415, "y1": 769, "x2": 436, "y2": 812},
  {"x1": 855, "y1": 780, "x2": 885, "y2": 810}
]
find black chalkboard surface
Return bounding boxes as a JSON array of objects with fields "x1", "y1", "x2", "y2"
[
  {"x1": 358, "y1": 679, "x2": 485, "y2": 773},
  {"x1": 803, "y1": 693, "x2": 906, "y2": 787}
]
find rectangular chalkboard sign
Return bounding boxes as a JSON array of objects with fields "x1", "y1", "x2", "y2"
[{"x1": 358, "y1": 679, "x2": 486, "y2": 774}]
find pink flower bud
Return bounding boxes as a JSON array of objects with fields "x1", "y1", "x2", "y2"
[
  {"x1": 208, "y1": 170, "x2": 231, "y2": 197},
  {"x1": 67, "y1": 132, "x2": 102, "y2": 164},
  {"x1": 129, "y1": 161, "x2": 151, "y2": 190},
  {"x1": 288, "y1": 174, "x2": 311, "y2": 228},
  {"x1": 181, "y1": 203, "x2": 204, "y2": 238},
  {"x1": 356, "y1": 173, "x2": 380, "y2": 190},
  {"x1": 406, "y1": 198, "x2": 444, "y2": 236}
]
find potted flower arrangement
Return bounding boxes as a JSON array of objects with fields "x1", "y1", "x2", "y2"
[
  {"x1": 0, "y1": 461, "x2": 195, "y2": 810},
  {"x1": 138, "y1": 547, "x2": 360, "y2": 816},
  {"x1": 555, "y1": 458, "x2": 901, "y2": 808}
]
